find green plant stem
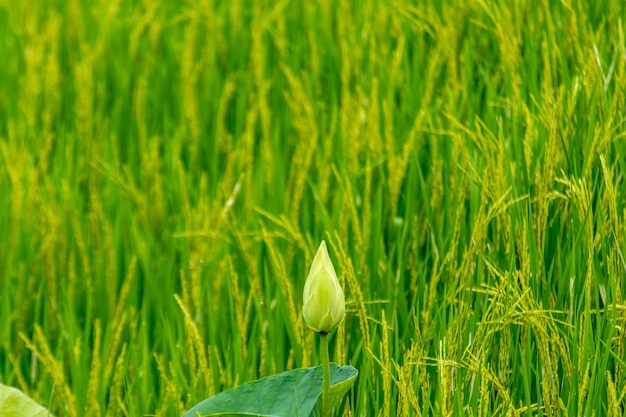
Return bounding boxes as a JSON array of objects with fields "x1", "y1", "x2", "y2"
[{"x1": 320, "y1": 332, "x2": 330, "y2": 417}]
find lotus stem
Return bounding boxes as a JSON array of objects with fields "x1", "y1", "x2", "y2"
[{"x1": 320, "y1": 332, "x2": 331, "y2": 417}]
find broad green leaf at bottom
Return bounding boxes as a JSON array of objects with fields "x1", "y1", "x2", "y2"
[
  {"x1": 0, "y1": 384, "x2": 53, "y2": 417},
  {"x1": 182, "y1": 364, "x2": 358, "y2": 417}
]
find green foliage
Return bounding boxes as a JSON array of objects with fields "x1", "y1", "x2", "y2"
[
  {"x1": 0, "y1": 384, "x2": 52, "y2": 417},
  {"x1": 182, "y1": 365, "x2": 357, "y2": 417},
  {"x1": 1, "y1": 0, "x2": 626, "y2": 415}
]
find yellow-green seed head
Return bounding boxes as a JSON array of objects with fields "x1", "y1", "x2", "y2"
[{"x1": 303, "y1": 241, "x2": 345, "y2": 334}]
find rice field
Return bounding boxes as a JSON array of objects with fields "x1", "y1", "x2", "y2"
[{"x1": 1, "y1": 0, "x2": 626, "y2": 415}]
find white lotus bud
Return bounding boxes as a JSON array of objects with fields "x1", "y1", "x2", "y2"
[{"x1": 303, "y1": 241, "x2": 345, "y2": 334}]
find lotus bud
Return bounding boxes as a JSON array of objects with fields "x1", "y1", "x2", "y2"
[{"x1": 303, "y1": 241, "x2": 345, "y2": 334}]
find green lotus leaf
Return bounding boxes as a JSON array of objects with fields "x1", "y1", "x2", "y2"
[
  {"x1": 182, "y1": 364, "x2": 358, "y2": 417},
  {"x1": 0, "y1": 384, "x2": 53, "y2": 417}
]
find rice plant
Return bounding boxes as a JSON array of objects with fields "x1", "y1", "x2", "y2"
[{"x1": 1, "y1": 0, "x2": 625, "y2": 415}]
